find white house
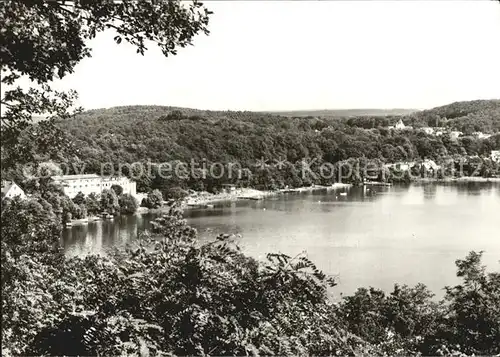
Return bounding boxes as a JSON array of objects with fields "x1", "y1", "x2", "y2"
[
  {"x1": 52, "y1": 174, "x2": 137, "y2": 198},
  {"x1": 1, "y1": 181, "x2": 26, "y2": 200},
  {"x1": 491, "y1": 150, "x2": 500, "y2": 163}
]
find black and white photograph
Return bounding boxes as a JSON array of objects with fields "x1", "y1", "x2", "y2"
[{"x1": 1, "y1": 0, "x2": 500, "y2": 355}]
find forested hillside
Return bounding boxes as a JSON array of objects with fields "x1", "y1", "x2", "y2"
[
  {"x1": 410, "y1": 99, "x2": 500, "y2": 132},
  {"x1": 40, "y1": 100, "x2": 499, "y2": 195},
  {"x1": 345, "y1": 99, "x2": 500, "y2": 132},
  {"x1": 59, "y1": 99, "x2": 500, "y2": 164}
]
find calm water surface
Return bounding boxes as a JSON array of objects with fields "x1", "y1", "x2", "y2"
[{"x1": 63, "y1": 183, "x2": 500, "y2": 298}]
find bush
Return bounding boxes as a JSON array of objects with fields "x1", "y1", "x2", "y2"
[
  {"x1": 11, "y1": 206, "x2": 363, "y2": 356},
  {"x1": 72, "y1": 192, "x2": 85, "y2": 205},
  {"x1": 2, "y1": 199, "x2": 499, "y2": 356},
  {"x1": 111, "y1": 184, "x2": 123, "y2": 196},
  {"x1": 100, "y1": 189, "x2": 119, "y2": 215},
  {"x1": 162, "y1": 187, "x2": 188, "y2": 201},
  {"x1": 339, "y1": 251, "x2": 500, "y2": 356},
  {"x1": 430, "y1": 251, "x2": 500, "y2": 356},
  {"x1": 143, "y1": 189, "x2": 163, "y2": 209},
  {"x1": 85, "y1": 193, "x2": 100, "y2": 216},
  {"x1": 118, "y1": 194, "x2": 138, "y2": 214}
]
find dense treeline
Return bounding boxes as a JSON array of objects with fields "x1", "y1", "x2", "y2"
[{"x1": 2, "y1": 196, "x2": 499, "y2": 356}]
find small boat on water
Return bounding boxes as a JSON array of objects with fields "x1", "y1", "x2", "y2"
[
  {"x1": 339, "y1": 192, "x2": 347, "y2": 196},
  {"x1": 206, "y1": 204, "x2": 215, "y2": 208}
]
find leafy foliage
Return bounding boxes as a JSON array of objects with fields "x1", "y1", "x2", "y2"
[
  {"x1": 339, "y1": 252, "x2": 500, "y2": 356},
  {"x1": 1, "y1": 202, "x2": 375, "y2": 356},
  {"x1": 1, "y1": 0, "x2": 212, "y2": 177}
]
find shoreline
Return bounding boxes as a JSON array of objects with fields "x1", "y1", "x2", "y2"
[{"x1": 180, "y1": 177, "x2": 499, "y2": 208}]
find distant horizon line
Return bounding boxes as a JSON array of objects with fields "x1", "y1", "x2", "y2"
[
  {"x1": 86, "y1": 106, "x2": 422, "y2": 113},
  {"x1": 31, "y1": 97, "x2": 499, "y2": 118}
]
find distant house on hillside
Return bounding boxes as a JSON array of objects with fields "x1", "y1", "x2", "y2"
[
  {"x1": 1, "y1": 181, "x2": 26, "y2": 201},
  {"x1": 491, "y1": 150, "x2": 500, "y2": 163},
  {"x1": 389, "y1": 119, "x2": 413, "y2": 130}
]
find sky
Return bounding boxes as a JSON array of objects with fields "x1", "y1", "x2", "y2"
[{"x1": 48, "y1": 1, "x2": 500, "y2": 111}]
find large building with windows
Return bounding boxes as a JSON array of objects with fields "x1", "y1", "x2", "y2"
[{"x1": 52, "y1": 174, "x2": 137, "y2": 198}]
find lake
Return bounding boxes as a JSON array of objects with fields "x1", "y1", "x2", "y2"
[{"x1": 63, "y1": 183, "x2": 500, "y2": 299}]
